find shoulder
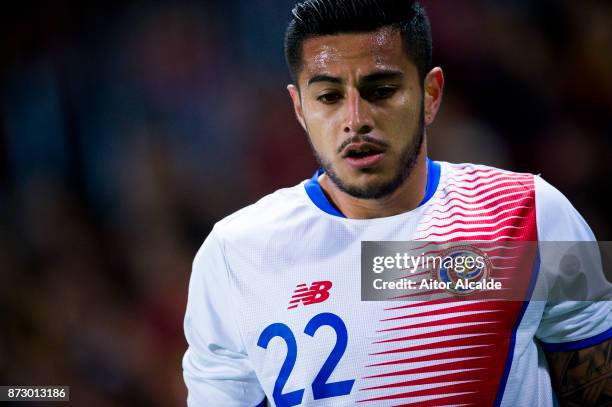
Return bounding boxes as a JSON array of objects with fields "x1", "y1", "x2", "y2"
[
  {"x1": 533, "y1": 175, "x2": 595, "y2": 241},
  {"x1": 440, "y1": 161, "x2": 535, "y2": 188},
  {"x1": 212, "y1": 181, "x2": 315, "y2": 245},
  {"x1": 435, "y1": 161, "x2": 536, "y2": 202},
  {"x1": 434, "y1": 161, "x2": 593, "y2": 240}
]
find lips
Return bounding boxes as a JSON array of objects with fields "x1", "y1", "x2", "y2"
[{"x1": 342, "y1": 142, "x2": 386, "y2": 169}]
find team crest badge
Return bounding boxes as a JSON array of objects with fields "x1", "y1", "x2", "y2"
[{"x1": 435, "y1": 245, "x2": 492, "y2": 295}]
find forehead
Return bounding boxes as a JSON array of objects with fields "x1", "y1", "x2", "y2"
[{"x1": 300, "y1": 27, "x2": 414, "y2": 83}]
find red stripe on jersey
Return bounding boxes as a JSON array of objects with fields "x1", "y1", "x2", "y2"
[{"x1": 359, "y1": 164, "x2": 538, "y2": 406}]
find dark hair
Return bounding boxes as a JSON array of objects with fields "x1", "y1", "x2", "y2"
[{"x1": 284, "y1": 0, "x2": 432, "y2": 85}]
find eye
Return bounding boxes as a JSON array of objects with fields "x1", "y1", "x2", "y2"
[
  {"x1": 317, "y1": 92, "x2": 342, "y2": 104},
  {"x1": 369, "y1": 86, "x2": 398, "y2": 100}
]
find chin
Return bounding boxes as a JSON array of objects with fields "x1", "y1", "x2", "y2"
[{"x1": 337, "y1": 174, "x2": 402, "y2": 200}]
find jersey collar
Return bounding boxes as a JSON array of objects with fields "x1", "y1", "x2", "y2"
[{"x1": 304, "y1": 158, "x2": 441, "y2": 218}]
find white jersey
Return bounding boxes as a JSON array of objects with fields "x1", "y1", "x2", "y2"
[{"x1": 183, "y1": 160, "x2": 612, "y2": 407}]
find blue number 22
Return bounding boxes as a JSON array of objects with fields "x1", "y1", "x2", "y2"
[{"x1": 257, "y1": 313, "x2": 355, "y2": 407}]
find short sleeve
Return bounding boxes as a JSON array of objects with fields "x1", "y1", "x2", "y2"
[
  {"x1": 533, "y1": 176, "x2": 612, "y2": 351},
  {"x1": 182, "y1": 227, "x2": 266, "y2": 406}
]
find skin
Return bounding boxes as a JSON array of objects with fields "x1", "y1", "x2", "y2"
[
  {"x1": 546, "y1": 339, "x2": 612, "y2": 406},
  {"x1": 287, "y1": 27, "x2": 444, "y2": 219}
]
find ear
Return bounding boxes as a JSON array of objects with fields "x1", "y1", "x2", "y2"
[
  {"x1": 287, "y1": 84, "x2": 307, "y2": 131},
  {"x1": 423, "y1": 67, "x2": 444, "y2": 126}
]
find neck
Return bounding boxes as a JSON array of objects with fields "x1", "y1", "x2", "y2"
[{"x1": 319, "y1": 145, "x2": 429, "y2": 219}]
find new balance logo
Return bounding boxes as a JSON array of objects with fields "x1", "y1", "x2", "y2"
[{"x1": 288, "y1": 281, "x2": 333, "y2": 309}]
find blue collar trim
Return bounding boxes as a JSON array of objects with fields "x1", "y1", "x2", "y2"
[
  {"x1": 304, "y1": 158, "x2": 441, "y2": 218},
  {"x1": 304, "y1": 169, "x2": 346, "y2": 217},
  {"x1": 422, "y1": 157, "x2": 441, "y2": 206}
]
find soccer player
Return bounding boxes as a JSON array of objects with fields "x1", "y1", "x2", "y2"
[{"x1": 182, "y1": 1, "x2": 612, "y2": 406}]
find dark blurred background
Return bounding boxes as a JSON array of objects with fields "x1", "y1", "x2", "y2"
[{"x1": 0, "y1": 0, "x2": 610, "y2": 405}]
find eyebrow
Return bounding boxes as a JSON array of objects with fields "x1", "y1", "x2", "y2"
[
  {"x1": 361, "y1": 70, "x2": 404, "y2": 84},
  {"x1": 307, "y1": 74, "x2": 343, "y2": 86},
  {"x1": 306, "y1": 69, "x2": 404, "y2": 87}
]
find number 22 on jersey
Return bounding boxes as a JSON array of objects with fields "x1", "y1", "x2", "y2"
[{"x1": 257, "y1": 312, "x2": 355, "y2": 406}]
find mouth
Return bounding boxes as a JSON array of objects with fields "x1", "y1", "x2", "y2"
[{"x1": 342, "y1": 142, "x2": 386, "y2": 169}]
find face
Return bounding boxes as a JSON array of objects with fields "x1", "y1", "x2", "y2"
[{"x1": 288, "y1": 27, "x2": 442, "y2": 199}]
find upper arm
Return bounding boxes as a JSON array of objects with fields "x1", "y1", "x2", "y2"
[
  {"x1": 534, "y1": 176, "x2": 612, "y2": 405},
  {"x1": 534, "y1": 176, "x2": 611, "y2": 344},
  {"x1": 183, "y1": 228, "x2": 265, "y2": 406}
]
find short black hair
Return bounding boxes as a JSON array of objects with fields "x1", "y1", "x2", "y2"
[{"x1": 284, "y1": 0, "x2": 432, "y2": 85}]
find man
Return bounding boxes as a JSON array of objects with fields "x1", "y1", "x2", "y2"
[{"x1": 183, "y1": 1, "x2": 612, "y2": 406}]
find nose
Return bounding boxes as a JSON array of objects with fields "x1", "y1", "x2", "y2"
[{"x1": 343, "y1": 89, "x2": 373, "y2": 135}]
